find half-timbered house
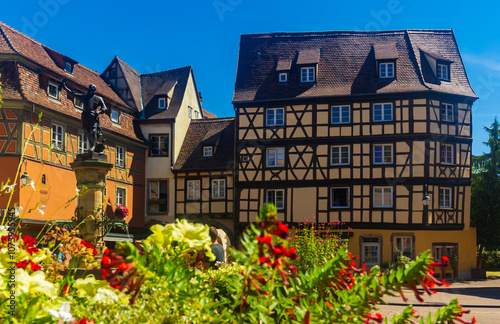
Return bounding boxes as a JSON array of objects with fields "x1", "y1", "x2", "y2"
[{"x1": 233, "y1": 30, "x2": 477, "y2": 279}]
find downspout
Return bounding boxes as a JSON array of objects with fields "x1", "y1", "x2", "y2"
[{"x1": 171, "y1": 122, "x2": 175, "y2": 169}]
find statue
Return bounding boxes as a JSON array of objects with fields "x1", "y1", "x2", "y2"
[{"x1": 60, "y1": 79, "x2": 108, "y2": 154}]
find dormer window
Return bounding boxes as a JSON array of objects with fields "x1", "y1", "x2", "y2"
[
  {"x1": 64, "y1": 61, "x2": 74, "y2": 74},
  {"x1": 203, "y1": 146, "x2": 213, "y2": 157},
  {"x1": 437, "y1": 63, "x2": 450, "y2": 81},
  {"x1": 110, "y1": 109, "x2": 120, "y2": 124},
  {"x1": 278, "y1": 72, "x2": 288, "y2": 83},
  {"x1": 74, "y1": 97, "x2": 84, "y2": 110},
  {"x1": 47, "y1": 81, "x2": 60, "y2": 99},
  {"x1": 300, "y1": 67, "x2": 315, "y2": 83},
  {"x1": 158, "y1": 98, "x2": 166, "y2": 109},
  {"x1": 379, "y1": 62, "x2": 394, "y2": 78}
]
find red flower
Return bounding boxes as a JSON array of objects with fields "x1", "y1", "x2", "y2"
[
  {"x1": 256, "y1": 235, "x2": 272, "y2": 245},
  {"x1": 22, "y1": 235, "x2": 37, "y2": 247},
  {"x1": 81, "y1": 240, "x2": 97, "y2": 256},
  {"x1": 70, "y1": 318, "x2": 95, "y2": 324},
  {"x1": 15, "y1": 260, "x2": 29, "y2": 269}
]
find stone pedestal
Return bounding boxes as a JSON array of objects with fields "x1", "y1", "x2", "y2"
[{"x1": 70, "y1": 156, "x2": 113, "y2": 251}]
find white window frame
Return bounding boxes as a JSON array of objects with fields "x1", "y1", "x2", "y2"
[
  {"x1": 437, "y1": 64, "x2": 449, "y2": 81},
  {"x1": 331, "y1": 105, "x2": 350, "y2": 124},
  {"x1": 300, "y1": 67, "x2": 315, "y2": 82},
  {"x1": 373, "y1": 187, "x2": 393, "y2": 208},
  {"x1": 379, "y1": 62, "x2": 394, "y2": 78},
  {"x1": 266, "y1": 148, "x2": 285, "y2": 167},
  {"x1": 64, "y1": 61, "x2": 73, "y2": 74},
  {"x1": 266, "y1": 108, "x2": 284, "y2": 127},
  {"x1": 439, "y1": 188, "x2": 453, "y2": 209},
  {"x1": 149, "y1": 180, "x2": 168, "y2": 214},
  {"x1": 188, "y1": 106, "x2": 193, "y2": 119},
  {"x1": 361, "y1": 238, "x2": 381, "y2": 267},
  {"x1": 440, "y1": 144, "x2": 454, "y2": 164},
  {"x1": 441, "y1": 103, "x2": 454, "y2": 122},
  {"x1": 52, "y1": 124, "x2": 64, "y2": 150},
  {"x1": 330, "y1": 187, "x2": 350, "y2": 208},
  {"x1": 47, "y1": 81, "x2": 60, "y2": 100},
  {"x1": 150, "y1": 134, "x2": 169, "y2": 157},
  {"x1": 373, "y1": 103, "x2": 393, "y2": 122},
  {"x1": 195, "y1": 111, "x2": 200, "y2": 119},
  {"x1": 266, "y1": 189, "x2": 285, "y2": 210},
  {"x1": 203, "y1": 146, "x2": 213, "y2": 157},
  {"x1": 373, "y1": 144, "x2": 393, "y2": 164},
  {"x1": 187, "y1": 180, "x2": 201, "y2": 200},
  {"x1": 278, "y1": 72, "x2": 288, "y2": 83},
  {"x1": 211, "y1": 179, "x2": 226, "y2": 199},
  {"x1": 116, "y1": 187, "x2": 126, "y2": 206},
  {"x1": 78, "y1": 132, "x2": 89, "y2": 153},
  {"x1": 330, "y1": 145, "x2": 350, "y2": 165},
  {"x1": 110, "y1": 109, "x2": 120, "y2": 124},
  {"x1": 116, "y1": 146, "x2": 125, "y2": 167},
  {"x1": 158, "y1": 98, "x2": 166, "y2": 109},
  {"x1": 74, "y1": 97, "x2": 84, "y2": 110},
  {"x1": 393, "y1": 235, "x2": 413, "y2": 260}
]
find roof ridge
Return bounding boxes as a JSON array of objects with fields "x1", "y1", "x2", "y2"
[
  {"x1": 115, "y1": 56, "x2": 141, "y2": 75},
  {"x1": 242, "y1": 29, "x2": 453, "y2": 38},
  {"x1": 0, "y1": 22, "x2": 20, "y2": 54},
  {"x1": 191, "y1": 117, "x2": 235, "y2": 123},
  {"x1": 141, "y1": 65, "x2": 192, "y2": 76}
]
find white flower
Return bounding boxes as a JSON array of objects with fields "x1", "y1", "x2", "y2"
[
  {"x1": 30, "y1": 180, "x2": 36, "y2": 191},
  {"x1": 14, "y1": 206, "x2": 23, "y2": 217},
  {"x1": 38, "y1": 205, "x2": 45, "y2": 215},
  {"x1": 75, "y1": 188, "x2": 80, "y2": 194},
  {"x1": 47, "y1": 302, "x2": 74, "y2": 323},
  {"x1": 5, "y1": 183, "x2": 16, "y2": 193}
]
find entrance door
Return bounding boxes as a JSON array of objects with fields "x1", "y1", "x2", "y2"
[
  {"x1": 362, "y1": 237, "x2": 381, "y2": 268},
  {"x1": 433, "y1": 243, "x2": 458, "y2": 280}
]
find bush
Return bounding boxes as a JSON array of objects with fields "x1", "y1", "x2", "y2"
[
  {"x1": 381, "y1": 253, "x2": 414, "y2": 275},
  {"x1": 482, "y1": 250, "x2": 500, "y2": 270}
]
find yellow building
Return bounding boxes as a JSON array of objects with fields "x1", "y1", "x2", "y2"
[{"x1": 232, "y1": 30, "x2": 478, "y2": 280}]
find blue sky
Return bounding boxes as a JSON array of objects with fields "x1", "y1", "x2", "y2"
[{"x1": 2, "y1": 0, "x2": 499, "y2": 155}]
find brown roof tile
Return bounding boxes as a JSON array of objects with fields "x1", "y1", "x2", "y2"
[
  {"x1": 115, "y1": 56, "x2": 143, "y2": 111},
  {"x1": 373, "y1": 43, "x2": 398, "y2": 60},
  {"x1": 297, "y1": 48, "x2": 320, "y2": 65},
  {"x1": 202, "y1": 108, "x2": 217, "y2": 119}
]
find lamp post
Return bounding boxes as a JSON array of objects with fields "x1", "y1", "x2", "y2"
[{"x1": 423, "y1": 184, "x2": 430, "y2": 225}]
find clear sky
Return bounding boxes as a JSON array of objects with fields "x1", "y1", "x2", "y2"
[{"x1": 2, "y1": 0, "x2": 499, "y2": 155}]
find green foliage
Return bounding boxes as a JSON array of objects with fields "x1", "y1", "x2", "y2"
[
  {"x1": 381, "y1": 253, "x2": 414, "y2": 275},
  {"x1": 482, "y1": 250, "x2": 500, "y2": 270}
]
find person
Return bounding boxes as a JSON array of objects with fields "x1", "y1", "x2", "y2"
[
  {"x1": 59, "y1": 79, "x2": 108, "y2": 153},
  {"x1": 204, "y1": 226, "x2": 225, "y2": 270}
]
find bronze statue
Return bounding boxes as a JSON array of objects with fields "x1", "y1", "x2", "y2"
[{"x1": 60, "y1": 79, "x2": 108, "y2": 154}]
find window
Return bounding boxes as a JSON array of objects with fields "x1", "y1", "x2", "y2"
[
  {"x1": 373, "y1": 144, "x2": 393, "y2": 164},
  {"x1": 47, "y1": 81, "x2": 59, "y2": 99},
  {"x1": 437, "y1": 64, "x2": 449, "y2": 81},
  {"x1": 331, "y1": 105, "x2": 350, "y2": 124},
  {"x1": 278, "y1": 72, "x2": 288, "y2": 83},
  {"x1": 212, "y1": 179, "x2": 226, "y2": 199},
  {"x1": 116, "y1": 146, "x2": 125, "y2": 167},
  {"x1": 266, "y1": 148, "x2": 284, "y2": 167},
  {"x1": 331, "y1": 188, "x2": 349, "y2": 208},
  {"x1": 373, "y1": 187, "x2": 393, "y2": 208},
  {"x1": 111, "y1": 109, "x2": 120, "y2": 123},
  {"x1": 187, "y1": 180, "x2": 201, "y2": 200},
  {"x1": 150, "y1": 135, "x2": 169, "y2": 156},
  {"x1": 361, "y1": 237, "x2": 380, "y2": 267},
  {"x1": 149, "y1": 180, "x2": 167, "y2": 214},
  {"x1": 379, "y1": 62, "x2": 394, "y2": 78},
  {"x1": 373, "y1": 103, "x2": 392, "y2": 122},
  {"x1": 64, "y1": 61, "x2": 73, "y2": 74},
  {"x1": 266, "y1": 189, "x2": 284, "y2": 210},
  {"x1": 74, "y1": 97, "x2": 84, "y2": 110},
  {"x1": 331, "y1": 145, "x2": 350, "y2": 165},
  {"x1": 439, "y1": 188, "x2": 452, "y2": 208},
  {"x1": 195, "y1": 111, "x2": 200, "y2": 119},
  {"x1": 441, "y1": 103, "x2": 454, "y2": 122},
  {"x1": 116, "y1": 187, "x2": 126, "y2": 206},
  {"x1": 78, "y1": 132, "x2": 89, "y2": 153},
  {"x1": 393, "y1": 235, "x2": 413, "y2": 260},
  {"x1": 52, "y1": 124, "x2": 64, "y2": 150},
  {"x1": 158, "y1": 98, "x2": 166, "y2": 109},
  {"x1": 300, "y1": 67, "x2": 315, "y2": 82},
  {"x1": 266, "y1": 108, "x2": 284, "y2": 127},
  {"x1": 203, "y1": 146, "x2": 213, "y2": 157},
  {"x1": 440, "y1": 144, "x2": 454, "y2": 164},
  {"x1": 188, "y1": 106, "x2": 193, "y2": 119}
]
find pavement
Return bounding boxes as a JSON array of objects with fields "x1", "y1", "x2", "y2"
[{"x1": 376, "y1": 277, "x2": 500, "y2": 322}]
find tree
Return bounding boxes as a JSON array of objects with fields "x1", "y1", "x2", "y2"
[{"x1": 471, "y1": 118, "x2": 500, "y2": 268}]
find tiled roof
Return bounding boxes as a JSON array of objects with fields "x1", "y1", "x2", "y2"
[
  {"x1": 114, "y1": 56, "x2": 143, "y2": 111},
  {"x1": 233, "y1": 30, "x2": 477, "y2": 103},
  {"x1": 141, "y1": 66, "x2": 192, "y2": 120},
  {"x1": 297, "y1": 48, "x2": 320, "y2": 65},
  {"x1": 202, "y1": 108, "x2": 217, "y2": 119},
  {"x1": 373, "y1": 43, "x2": 398, "y2": 60},
  {"x1": 173, "y1": 118, "x2": 235, "y2": 171}
]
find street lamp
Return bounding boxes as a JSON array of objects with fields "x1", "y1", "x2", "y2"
[
  {"x1": 20, "y1": 171, "x2": 31, "y2": 186},
  {"x1": 422, "y1": 184, "x2": 430, "y2": 206}
]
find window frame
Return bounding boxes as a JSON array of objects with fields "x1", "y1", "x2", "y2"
[
  {"x1": 187, "y1": 179, "x2": 201, "y2": 200},
  {"x1": 110, "y1": 109, "x2": 120, "y2": 124},
  {"x1": 116, "y1": 145, "x2": 125, "y2": 168},
  {"x1": 203, "y1": 146, "x2": 213, "y2": 157},
  {"x1": 211, "y1": 178, "x2": 226, "y2": 200},
  {"x1": 392, "y1": 233, "x2": 414, "y2": 260},
  {"x1": 373, "y1": 103, "x2": 393, "y2": 122},
  {"x1": 331, "y1": 105, "x2": 350, "y2": 124},
  {"x1": 188, "y1": 106, "x2": 193, "y2": 119},
  {"x1": 266, "y1": 189, "x2": 285, "y2": 210},
  {"x1": 195, "y1": 111, "x2": 200, "y2": 119},
  {"x1": 78, "y1": 132, "x2": 89, "y2": 154},
  {"x1": 158, "y1": 98, "x2": 166, "y2": 110},
  {"x1": 52, "y1": 124, "x2": 64, "y2": 151},
  {"x1": 379, "y1": 62, "x2": 395, "y2": 78},
  {"x1": 149, "y1": 134, "x2": 169, "y2": 157},
  {"x1": 266, "y1": 147, "x2": 285, "y2": 168},
  {"x1": 330, "y1": 145, "x2": 350, "y2": 166},
  {"x1": 373, "y1": 144, "x2": 393, "y2": 164},
  {"x1": 64, "y1": 61, "x2": 74, "y2": 74},
  {"x1": 148, "y1": 180, "x2": 168, "y2": 214},
  {"x1": 437, "y1": 63, "x2": 450, "y2": 81},
  {"x1": 116, "y1": 187, "x2": 126, "y2": 207},
  {"x1": 373, "y1": 186, "x2": 393, "y2": 208},
  {"x1": 266, "y1": 108, "x2": 285, "y2": 127},
  {"x1": 278, "y1": 72, "x2": 288, "y2": 83},
  {"x1": 47, "y1": 81, "x2": 60, "y2": 100},
  {"x1": 440, "y1": 143, "x2": 454, "y2": 165},
  {"x1": 330, "y1": 187, "x2": 350, "y2": 209},
  {"x1": 300, "y1": 66, "x2": 315, "y2": 83},
  {"x1": 439, "y1": 187, "x2": 453, "y2": 209},
  {"x1": 74, "y1": 97, "x2": 84, "y2": 110},
  {"x1": 441, "y1": 103, "x2": 454, "y2": 122}
]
